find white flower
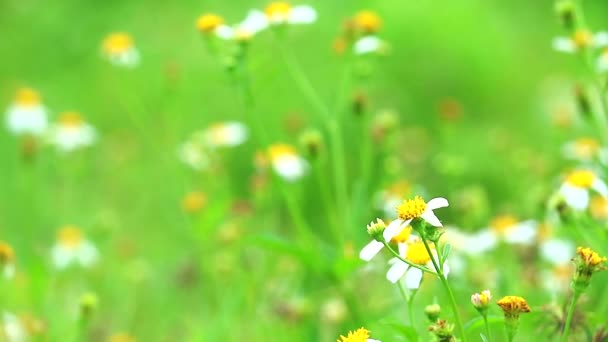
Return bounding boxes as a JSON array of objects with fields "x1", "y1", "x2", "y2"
[
  {"x1": 264, "y1": 2, "x2": 317, "y2": 25},
  {"x1": 51, "y1": 226, "x2": 99, "y2": 270},
  {"x1": 463, "y1": 216, "x2": 537, "y2": 254},
  {"x1": 101, "y1": 32, "x2": 140, "y2": 68},
  {"x1": 267, "y1": 143, "x2": 308, "y2": 182},
  {"x1": 2, "y1": 312, "x2": 26, "y2": 342},
  {"x1": 216, "y1": 10, "x2": 269, "y2": 41},
  {"x1": 552, "y1": 30, "x2": 608, "y2": 53},
  {"x1": 178, "y1": 140, "x2": 210, "y2": 171},
  {"x1": 47, "y1": 112, "x2": 97, "y2": 152},
  {"x1": 353, "y1": 36, "x2": 386, "y2": 55},
  {"x1": 386, "y1": 238, "x2": 449, "y2": 288},
  {"x1": 382, "y1": 196, "x2": 449, "y2": 243},
  {"x1": 540, "y1": 238, "x2": 575, "y2": 265},
  {"x1": 5, "y1": 87, "x2": 48, "y2": 136},
  {"x1": 360, "y1": 219, "x2": 412, "y2": 262},
  {"x1": 559, "y1": 170, "x2": 608, "y2": 210},
  {"x1": 562, "y1": 137, "x2": 608, "y2": 164},
  {"x1": 202, "y1": 121, "x2": 248, "y2": 148}
]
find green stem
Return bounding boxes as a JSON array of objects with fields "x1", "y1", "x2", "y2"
[
  {"x1": 483, "y1": 315, "x2": 492, "y2": 342},
  {"x1": 382, "y1": 241, "x2": 434, "y2": 274},
  {"x1": 421, "y1": 238, "x2": 467, "y2": 342},
  {"x1": 561, "y1": 291, "x2": 582, "y2": 342}
]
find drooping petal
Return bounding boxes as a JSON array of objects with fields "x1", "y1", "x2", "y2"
[
  {"x1": 420, "y1": 209, "x2": 442, "y2": 227},
  {"x1": 383, "y1": 219, "x2": 407, "y2": 241},
  {"x1": 239, "y1": 10, "x2": 269, "y2": 35},
  {"x1": 503, "y1": 220, "x2": 537, "y2": 245},
  {"x1": 353, "y1": 36, "x2": 383, "y2": 55},
  {"x1": 552, "y1": 37, "x2": 577, "y2": 53},
  {"x1": 404, "y1": 267, "x2": 423, "y2": 289},
  {"x1": 592, "y1": 178, "x2": 608, "y2": 197},
  {"x1": 359, "y1": 240, "x2": 384, "y2": 261},
  {"x1": 386, "y1": 261, "x2": 408, "y2": 283},
  {"x1": 287, "y1": 5, "x2": 317, "y2": 24},
  {"x1": 594, "y1": 31, "x2": 608, "y2": 47},
  {"x1": 427, "y1": 197, "x2": 449, "y2": 210},
  {"x1": 540, "y1": 238, "x2": 575, "y2": 265},
  {"x1": 560, "y1": 183, "x2": 590, "y2": 210}
]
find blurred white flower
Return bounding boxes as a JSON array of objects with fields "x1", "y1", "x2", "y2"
[
  {"x1": 1, "y1": 312, "x2": 26, "y2": 342},
  {"x1": 202, "y1": 121, "x2": 248, "y2": 148},
  {"x1": 47, "y1": 112, "x2": 97, "y2": 152},
  {"x1": 267, "y1": 143, "x2": 308, "y2": 182},
  {"x1": 178, "y1": 140, "x2": 210, "y2": 171},
  {"x1": 5, "y1": 87, "x2": 48, "y2": 136},
  {"x1": 457, "y1": 216, "x2": 538, "y2": 255},
  {"x1": 215, "y1": 10, "x2": 269, "y2": 41},
  {"x1": 101, "y1": 32, "x2": 140, "y2": 68},
  {"x1": 552, "y1": 29, "x2": 608, "y2": 53},
  {"x1": 559, "y1": 169, "x2": 608, "y2": 210},
  {"x1": 386, "y1": 238, "x2": 449, "y2": 288},
  {"x1": 562, "y1": 137, "x2": 608, "y2": 164},
  {"x1": 264, "y1": 2, "x2": 317, "y2": 25},
  {"x1": 539, "y1": 238, "x2": 575, "y2": 265},
  {"x1": 196, "y1": 13, "x2": 232, "y2": 38},
  {"x1": 353, "y1": 36, "x2": 386, "y2": 55},
  {"x1": 51, "y1": 226, "x2": 99, "y2": 270}
]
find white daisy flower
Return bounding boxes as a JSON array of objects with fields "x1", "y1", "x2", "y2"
[
  {"x1": 353, "y1": 36, "x2": 387, "y2": 55},
  {"x1": 562, "y1": 137, "x2": 608, "y2": 164},
  {"x1": 1, "y1": 312, "x2": 26, "y2": 342},
  {"x1": 0, "y1": 242, "x2": 15, "y2": 280},
  {"x1": 559, "y1": 169, "x2": 608, "y2": 210},
  {"x1": 178, "y1": 140, "x2": 210, "y2": 171},
  {"x1": 539, "y1": 238, "x2": 575, "y2": 265},
  {"x1": 196, "y1": 13, "x2": 233, "y2": 38},
  {"x1": 101, "y1": 32, "x2": 140, "y2": 68},
  {"x1": 552, "y1": 29, "x2": 608, "y2": 53},
  {"x1": 267, "y1": 143, "x2": 308, "y2": 182},
  {"x1": 465, "y1": 216, "x2": 537, "y2": 254},
  {"x1": 47, "y1": 112, "x2": 97, "y2": 152},
  {"x1": 202, "y1": 121, "x2": 248, "y2": 148},
  {"x1": 386, "y1": 238, "x2": 449, "y2": 288},
  {"x1": 264, "y1": 2, "x2": 317, "y2": 25},
  {"x1": 51, "y1": 226, "x2": 99, "y2": 270},
  {"x1": 5, "y1": 87, "x2": 48, "y2": 136},
  {"x1": 215, "y1": 10, "x2": 269, "y2": 41},
  {"x1": 383, "y1": 196, "x2": 449, "y2": 243},
  {"x1": 360, "y1": 220, "x2": 413, "y2": 262}
]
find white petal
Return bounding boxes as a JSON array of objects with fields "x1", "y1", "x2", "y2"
[
  {"x1": 503, "y1": 220, "x2": 537, "y2": 245},
  {"x1": 386, "y1": 261, "x2": 408, "y2": 283},
  {"x1": 397, "y1": 242, "x2": 408, "y2": 257},
  {"x1": 51, "y1": 245, "x2": 74, "y2": 269},
  {"x1": 404, "y1": 267, "x2": 423, "y2": 289},
  {"x1": 5, "y1": 105, "x2": 48, "y2": 136},
  {"x1": 552, "y1": 37, "x2": 577, "y2": 53},
  {"x1": 420, "y1": 209, "x2": 442, "y2": 227},
  {"x1": 598, "y1": 55, "x2": 608, "y2": 73},
  {"x1": 239, "y1": 10, "x2": 269, "y2": 35},
  {"x1": 287, "y1": 5, "x2": 317, "y2": 24},
  {"x1": 383, "y1": 219, "x2": 406, "y2": 241},
  {"x1": 540, "y1": 238, "x2": 574, "y2": 265},
  {"x1": 465, "y1": 230, "x2": 497, "y2": 254},
  {"x1": 215, "y1": 25, "x2": 235, "y2": 40},
  {"x1": 359, "y1": 240, "x2": 384, "y2": 261},
  {"x1": 77, "y1": 241, "x2": 99, "y2": 267},
  {"x1": 560, "y1": 183, "x2": 590, "y2": 210},
  {"x1": 427, "y1": 197, "x2": 449, "y2": 210},
  {"x1": 353, "y1": 36, "x2": 383, "y2": 55},
  {"x1": 594, "y1": 32, "x2": 608, "y2": 47},
  {"x1": 3, "y1": 312, "x2": 26, "y2": 342},
  {"x1": 592, "y1": 178, "x2": 608, "y2": 197},
  {"x1": 273, "y1": 155, "x2": 309, "y2": 181}
]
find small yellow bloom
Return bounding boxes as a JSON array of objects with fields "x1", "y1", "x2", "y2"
[
  {"x1": 14, "y1": 88, "x2": 41, "y2": 107},
  {"x1": 496, "y1": 296, "x2": 531, "y2": 316},
  {"x1": 102, "y1": 32, "x2": 134, "y2": 55},
  {"x1": 397, "y1": 196, "x2": 427, "y2": 220},
  {"x1": 354, "y1": 11, "x2": 382, "y2": 33},
  {"x1": 0, "y1": 242, "x2": 15, "y2": 265},
  {"x1": 489, "y1": 215, "x2": 518, "y2": 235},
  {"x1": 58, "y1": 111, "x2": 84, "y2": 127},
  {"x1": 337, "y1": 327, "x2": 377, "y2": 342},
  {"x1": 566, "y1": 170, "x2": 596, "y2": 188},
  {"x1": 390, "y1": 225, "x2": 412, "y2": 243},
  {"x1": 573, "y1": 29, "x2": 593, "y2": 48},
  {"x1": 196, "y1": 14, "x2": 224, "y2": 33},
  {"x1": 265, "y1": 2, "x2": 292, "y2": 19},
  {"x1": 182, "y1": 191, "x2": 207, "y2": 213},
  {"x1": 471, "y1": 290, "x2": 492, "y2": 310},
  {"x1": 576, "y1": 247, "x2": 606, "y2": 267}
]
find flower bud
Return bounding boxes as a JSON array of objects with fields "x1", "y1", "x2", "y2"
[
  {"x1": 424, "y1": 304, "x2": 441, "y2": 322},
  {"x1": 471, "y1": 290, "x2": 492, "y2": 313},
  {"x1": 366, "y1": 218, "x2": 386, "y2": 241},
  {"x1": 572, "y1": 247, "x2": 606, "y2": 292},
  {"x1": 299, "y1": 129, "x2": 324, "y2": 159},
  {"x1": 79, "y1": 293, "x2": 98, "y2": 319},
  {"x1": 428, "y1": 319, "x2": 456, "y2": 342},
  {"x1": 555, "y1": 1, "x2": 576, "y2": 31},
  {"x1": 497, "y1": 296, "x2": 531, "y2": 341}
]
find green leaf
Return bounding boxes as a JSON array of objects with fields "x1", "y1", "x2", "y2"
[
  {"x1": 480, "y1": 333, "x2": 489, "y2": 342},
  {"x1": 440, "y1": 243, "x2": 452, "y2": 264},
  {"x1": 464, "y1": 316, "x2": 503, "y2": 332}
]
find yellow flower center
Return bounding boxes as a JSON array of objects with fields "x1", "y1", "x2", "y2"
[
  {"x1": 196, "y1": 14, "x2": 224, "y2": 33},
  {"x1": 58, "y1": 112, "x2": 84, "y2": 127},
  {"x1": 405, "y1": 241, "x2": 432, "y2": 265},
  {"x1": 573, "y1": 29, "x2": 593, "y2": 48},
  {"x1": 102, "y1": 33, "x2": 134, "y2": 55},
  {"x1": 337, "y1": 327, "x2": 371, "y2": 342},
  {"x1": 566, "y1": 170, "x2": 596, "y2": 188},
  {"x1": 576, "y1": 246, "x2": 607, "y2": 266},
  {"x1": 0, "y1": 241, "x2": 15, "y2": 264},
  {"x1": 354, "y1": 10, "x2": 382, "y2": 33},
  {"x1": 182, "y1": 191, "x2": 207, "y2": 213},
  {"x1": 397, "y1": 196, "x2": 427, "y2": 220},
  {"x1": 108, "y1": 333, "x2": 137, "y2": 342},
  {"x1": 590, "y1": 195, "x2": 608, "y2": 219},
  {"x1": 490, "y1": 215, "x2": 517, "y2": 235},
  {"x1": 15, "y1": 87, "x2": 41, "y2": 107},
  {"x1": 265, "y1": 2, "x2": 292, "y2": 19},
  {"x1": 573, "y1": 137, "x2": 600, "y2": 158},
  {"x1": 391, "y1": 225, "x2": 412, "y2": 243},
  {"x1": 496, "y1": 296, "x2": 531, "y2": 314},
  {"x1": 268, "y1": 143, "x2": 297, "y2": 161},
  {"x1": 58, "y1": 226, "x2": 84, "y2": 248}
]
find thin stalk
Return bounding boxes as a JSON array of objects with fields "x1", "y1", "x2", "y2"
[
  {"x1": 421, "y1": 238, "x2": 467, "y2": 342},
  {"x1": 382, "y1": 241, "x2": 434, "y2": 274},
  {"x1": 483, "y1": 315, "x2": 492, "y2": 342},
  {"x1": 561, "y1": 291, "x2": 581, "y2": 342}
]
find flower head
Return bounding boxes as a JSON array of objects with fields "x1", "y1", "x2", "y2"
[
  {"x1": 385, "y1": 238, "x2": 449, "y2": 288},
  {"x1": 366, "y1": 218, "x2": 386, "y2": 241},
  {"x1": 267, "y1": 143, "x2": 308, "y2": 181},
  {"x1": 264, "y1": 2, "x2": 317, "y2": 25},
  {"x1": 573, "y1": 247, "x2": 606, "y2": 277},
  {"x1": 353, "y1": 11, "x2": 382, "y2": 34},
  {"x1": 382, "y1": 196, "x2": 449, "y2": 243},
  {"x1": 48, "y1": 112, "x2": 97, "y2": 152},
  {"x1": 101, "y1": 32, "x2": 140, "y2": 68},
  {"x1": 562, "y1": 137, "x2": 605, "y2": 162},
  {"x1": 0, "y1": 241, "x2": 15, "y2": 279},
  {"x1": 559, "y1": 170, "x2": 608, "y2": 210},
  {"x1": 497, "y1": 296, "x2": 531, "y2": 318},
  {"x1": 337, "y1": 327, "x2": 380, "y2": 342},
  {"x1": 51, "y1": 226, "x2": 99, "y2": 270},
  {"x1": 471, "y1": 290, "x2": 492, "y2": 311},
  {"x1": 5, "y1": 87, "x2": 48, "y2": 136},
  {"x1": 197, "y1": 14, "x2": 225, "y2": 33},
  {"x1": 203, "y1": 121, "x2": 248, "y2": 148},
  {"x1": 553, "y1": 29, "x2": 608, "y2": 53},
  {"x1": 424, "y1": 304, "x2": 441, "y2": 322}
]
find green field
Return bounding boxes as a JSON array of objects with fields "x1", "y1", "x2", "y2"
[{"x1": 2, "y1": 0, "x2": 608, "y2": 341}]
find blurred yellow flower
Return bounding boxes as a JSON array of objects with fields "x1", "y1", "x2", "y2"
[
  {"x1": 182, "y1": 191, "x2": 207, "y2": 213},
  {"x1": 264, "y1": 2, "x2": 317, "y2": 25},
  {"x1": 51, "y1": 226, "x2": 99, "y2": 269},
  {"x1": 337, "y1": 327, "x2": 380, "y2": 342},
  {"x1": 497, "y1": 296, "x2": 531, "y2": 316},
  {"x1": 5, "y1": 87, "x2": 48, "y2": 136},
  {"x1": 196, "y1": 13, "x2": 224, "y2": 33},
  {"x1": 553, "y1": 29, "x2": 608, "y2": 53},
  {"x1": 101, "y1": 32, "x2": 140, "y2": 68},
  {"x1": 108, "y1": 332, "x2": 136, "y2": 342},
  {"x1": 353, "y1": 11, "x2": 382, "y2": 33},
  {"x1": 0, "y1": 241, "x2": 15, "y2": 279},
  {"x1": 559, "y1": 170, "x2": 608, "y2": 210}
]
